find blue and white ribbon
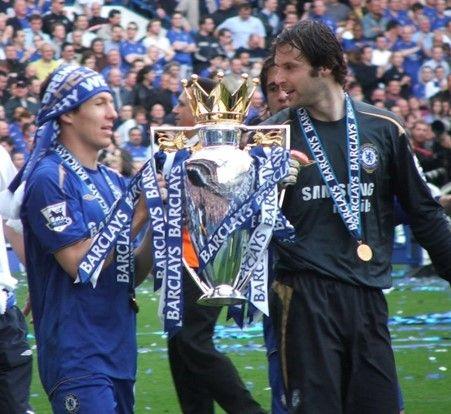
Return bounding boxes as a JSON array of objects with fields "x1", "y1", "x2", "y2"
[{"x1": 297, "y1": 94, "x2": 364, "y2": 243}]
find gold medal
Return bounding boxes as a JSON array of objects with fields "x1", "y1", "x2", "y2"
[{"x1": 357, "y1": 243, "x2": 373, "y2": 262}]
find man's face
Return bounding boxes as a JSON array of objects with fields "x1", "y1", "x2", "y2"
[
  {"x1": 30, "y1": 18, "x2": 43, "y2": 32},
  {"x1": 109, "y1": 69, "x2": 122, "y2": 87},
  {"x1": 11, "y1": 82, "x2": 28, "y2": 99},
  {"x1": 62, "y1": 45, "x2": 75, "y2": 61},
  {"x1": 173, "y1": 91, "x2": 195, "y2": 127},
  {"x1": 12, "y1": 152, "x2": 25, "y2": 169},
  {"x1": 129, "y1": 128, "x2": 143, "y2": 145},
  {"x1": 238, "y1": 6, "x2": 252, "y2": 19},
  {"x1": 275, "y1": 44, "x2": 323, "y2": 108},
  {"x1": 411, "y1": 123, "x2": 429, "y2": 144},
  {"x1": 171, "y1": 14, "x2": 184, "y2": 29},
  {"x1": 265, "y1": 66, "x2": 289, "y2": 115},
  {"x1": 126, "y1": 24, "x2": 138, "y2": 41},
  {"x1": 41, "y1": 44, "x2": 54, "y2": 61},
  {"x1": 112, "y1": 26, "x2": 123, "y2": 41},
  {"x1": 76, "y1": 15, "x2": 89, "y2": 30},
  {"x1": 67, "y1": 92, "x2": 118, "y2": 151}
]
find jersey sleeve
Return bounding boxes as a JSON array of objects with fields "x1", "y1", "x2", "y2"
[
  {"x1": 24, "y1": 164, "x2": 90, "y2": 253},
  {"x1": 392, "y1": 130, "x2": 451, "y2": 281}
]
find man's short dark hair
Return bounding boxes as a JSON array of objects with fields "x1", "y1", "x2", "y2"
[
  {"x1": 260, "y1": 56, "x2": 275, "y2": 100},
  {"x1": 275, "y1": 20, "x2": 347, "y2": 86},
  {"x1": 108, "y1": 9, "x2": 121, "y2": 19}
]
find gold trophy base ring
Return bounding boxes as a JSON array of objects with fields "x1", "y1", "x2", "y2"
[{"x1": 197, "y1": 285, "x2": 247, "y2": 306}]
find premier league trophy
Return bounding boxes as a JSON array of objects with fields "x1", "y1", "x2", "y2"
[{"x1": 151, "y1": 73, "x2": 295, "y2": 308}]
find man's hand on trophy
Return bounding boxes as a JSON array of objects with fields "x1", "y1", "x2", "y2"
[
  {"x1": 157, "y1": 173, "x2": 168, "y2": 202},
  {"x1": 279, "y1": 150, "x2": 314, "y2": 188}
]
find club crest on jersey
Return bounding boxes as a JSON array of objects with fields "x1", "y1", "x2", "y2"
[
  {"x1": 41, "y1": 202, "x2": 72, "y2": 232},
  {"x1": 360, "y1": 143, "x2": 379, "y2": 173},
  {"x1": 64, "y1": 393, "x2": 80, "y2": 413}
]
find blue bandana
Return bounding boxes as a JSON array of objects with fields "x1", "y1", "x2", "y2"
[{"x1": 9, "y1": 65, "x2": 111, "y2": 193}]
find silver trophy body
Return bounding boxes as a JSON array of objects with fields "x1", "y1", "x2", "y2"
[{"x1": 184, "y1": 125, "x2": 255, "y2": 305}]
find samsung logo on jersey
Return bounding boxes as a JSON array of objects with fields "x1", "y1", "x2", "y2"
[{"x1": 301, "y1": 182, "x2": 375, "y2": 201}]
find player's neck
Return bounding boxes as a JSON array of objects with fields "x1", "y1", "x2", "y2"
[
  {"x1": 306, "y1": 86, "x2": 345, "y2": 122},
  {"x1": 58, "y1": 138, "x2": 99, "y2": 170}
]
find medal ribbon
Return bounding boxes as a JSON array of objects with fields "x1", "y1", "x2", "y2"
[{"x1": 297, "y1": 94, "x2": 364, "y2": 243}]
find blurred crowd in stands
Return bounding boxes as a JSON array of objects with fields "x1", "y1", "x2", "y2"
[{"x1": 0, "y1": 0, "x2": 449, "y2": 192}]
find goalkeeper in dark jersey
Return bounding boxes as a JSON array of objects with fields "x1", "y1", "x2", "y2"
[{"x1": 263, "y1": 20, "x2": 451, "y2": 414}]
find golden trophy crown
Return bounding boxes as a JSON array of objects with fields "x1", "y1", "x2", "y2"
[{"x1": 181, "y1": 72, "x2": 260, "y2": 125}]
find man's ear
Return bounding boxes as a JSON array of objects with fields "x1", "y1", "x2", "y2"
[
  {"x1": 319, "y1": 66, "x2": 332, "y2": 77},
  {"x1": 59, "y1": 112, "x2": 74, "y2": 125}
]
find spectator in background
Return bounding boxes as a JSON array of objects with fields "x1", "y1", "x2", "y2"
[
  {"x1": 341, "y1": 22, "x2": 367, "y2": 53},
  {"x1": 361, "y1": 0, "x2": 389, "y2": 40},
  {"x1": 351, "y1": 45, "x2": 384, "y2": 102},
  {"x1": 24, "y1": 14, "x2": 51, "y2": 49},
  {"x1": 68, "y1": 30, "x2": 89, "y2": 61},
  {"x1": 120, "y1": 22, "x2": 146, "y2": 67},
  {"x1": 257, "y1": 0, "x2": 282, "y2": 45},
  {"x1": 371, "y1": 34, "x2": 392, "y2": 68},
  {"x1": 236, "y1": 33, "x2": 268, "y2": 65},
  {"x1": 412, "y1": 15, "x2": 434, "y2": 56},
  {"x1": 193, "y1": 16, "x2": 219, "y2": 74},
  {"x1": 49, "y1": 22, "x2": 67, "y2": 59},
  {"x1": 224, "y1": 57, "x2": 244, "y2": 91},
  {"x1": 114, "y1": 104, "x2": 135, "y2": 144},
  {"x1": 217, "y1": 2, "x2": 266, "y2": 50},
  {"x1": 42, "y1": 0, "x2": 72, "y2": 35},
  {"x1": 148, "y1": 102, "x2": 168, "y2": 126},
  {"x1": 80, "y1": 50, "x2": 97, "y2": 70},
  {"x1": 392, "y1": 25, "x2": 423, "y2": 85},
  {"x1": 29, "y1": 42, "x2": 59, "y2": 81},
  {"x1": 58, "y1": 42, "x2": 78, "y2": 66},
  {"x1": 431, "y1": 0, "x2": 449, "y2": 30},
  {"x1": 11, "y1": 149, "x2": 26, "y2": 169},
  {"x1": 4, "y1": 77, "x2": 39, "y2": 122},
  {"x1": 383, "y1": 51, "x2": 412, "y2": 97},
  {"x1": 410, "y1": 119, "x2": 441, "y2": 174},
  {"x1": 141, "y1": 19, "x2": 171, "y2": 60},
  {"x1": 122, "y1": 126, "x2": 149, "y2": 163},
  {"x1": 413, "y1": 65, "x2": 441, "y2": 100},
  {"x1": 108, "y1": 68, "x2": 126, "y2": 112},
  {"x1": 69, "y1": 13, "x2": 97, "y2": 49},
  {"x1": 96, "y1": 8, "x2": 122, "y2": 41},
  {"x1": 303, "y1": 0, "x2": 337, "y2": 33},
  {"x1": 384, "y1": 0, "x2": 412, "y2": 26},
  {"x1": 3, "y1": 44, "x2": 27, "y2": 75},
  {"x1": 423, "y1": 46, "x2": 450, "y2": 76},
  {"x1": 211, "y1": 0, "x2": 237, "y2": 27},
  {"x1": 101, "y1": 48, "x2": 128, "y2": 80},
  {"x1": 90, "y1": 37, "x2": 107, "y2": 72},
  {"x1": 6, "y1": 0, "x2": 29, "y2": 31},
  {"x1": 0, "y1": 71, "x2": 10, "y2": 106},
  {"x1": 167, "y1": 12, "x2": 196, "y2": 78},
  {"x1": 217, "y1": 28, "x2": 235, "y2": 59},
  {"x1": 104, "y1": 24, "x2": 124, "y2": 54},
  {"x1": 87, "y1": 1, "x2": 108, "y2": 28}
]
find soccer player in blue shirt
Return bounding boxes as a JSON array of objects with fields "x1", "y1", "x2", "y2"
[{"x1": 18, "y1": 65, "x2": 154, "y2": 413}]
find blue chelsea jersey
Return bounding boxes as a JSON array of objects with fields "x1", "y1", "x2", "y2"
[{"x1": 21, "y1": 152, "x2": 136, "y2": 394}]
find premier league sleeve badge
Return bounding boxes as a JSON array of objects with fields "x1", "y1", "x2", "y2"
[
  {"x1": 360, "y1": 143, "x2": 379, "y2": 174},
  {"x1": 41, "y1": 201, "x2": 73, "y2": 232}
]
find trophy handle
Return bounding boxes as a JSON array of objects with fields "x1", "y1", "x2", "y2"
[{"x1": 182, "y1": 258, "x2": 211, "y2": 294}]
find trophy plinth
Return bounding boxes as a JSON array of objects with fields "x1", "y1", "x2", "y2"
[{"x1": 197, "y1": 285, "x2": 247, "y2": 306}]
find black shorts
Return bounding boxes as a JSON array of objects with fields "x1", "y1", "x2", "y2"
[
  {"x1": 0, "y1": 306, "x2": 33, "y2": 414},
  {"x1": 271, "y1": 272, "x2": 399, "y2": 414}
]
